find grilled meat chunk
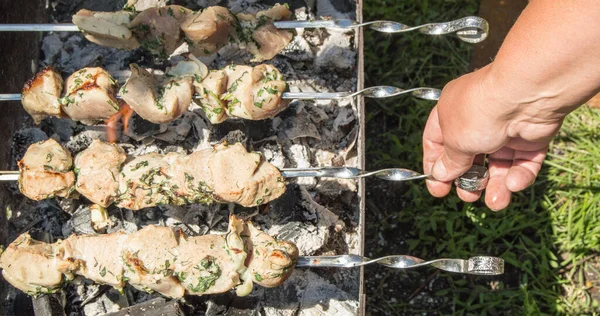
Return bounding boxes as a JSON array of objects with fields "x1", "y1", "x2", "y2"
[
  {"x1": 180, "y1": 6, "x2": 236, "y2": 56},
  {"x1": 74, "y1": 140, "x2": 126, "y2": 207},
  {"x1": 129, "y1": 5, "x2": 192, "y2": 57},
  {"x1": 120, "y1": 64, "x2": 194, "y2": 124},
  {"x1": 0, "y1": 216, "x2": 297, "y2": 298},
  {"x1": 208, "y1": 143, "x2": 286, "y2": 206},
  {"x1": 72, "y1": 9, "x2": 140, "y2": 50},
  {"x1": 222, "y1": 64, "x2": 287, "y2": 120},
  {"x1": 116, "y1": 153, "x2": 172, "y2": 210},
  {"x1": 244, "y1": 222, "x2": 298, "y2": 288},
  {"x1": 60, "y1": 67, "x2": 120, "y2": 125},
  {"x1": 18, "y1": 139, "x2": 75, "y2": 200},
  {"x1": 235, "y1": 4, "x2": 294, "y2": 62},
  {"x1": 21, "y1": 67, "x2": 64, "y2": 124},
  {"x1": 196, "y1": 70, "x2": 228, "y2": 123}
]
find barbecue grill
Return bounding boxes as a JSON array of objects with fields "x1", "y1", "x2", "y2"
[{"x1": 0, "y1": 0, "x2": 496, "y2": 315}]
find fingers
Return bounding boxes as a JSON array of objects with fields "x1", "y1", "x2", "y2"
[
  {"x1": 505, "y1": 148, "x2": 547, "y2": 192},
  {"x1": 423, "y1": 107, "x2": 453, "y2": 197},
  {"x1": 483, "y1": 147, "x2": 548, "y2": 210},
  {"x1": 484, "y1": 156, "x2": 513, "y2": 211},
  {"x1": 432, "y1": 146, "x2": 476, "y2": 182}
]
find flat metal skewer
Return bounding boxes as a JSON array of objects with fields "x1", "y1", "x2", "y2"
[
  {"x1": 0, "y1": 86, "x2": 440, "y2": 102},
  {"x1": 0, "y1": 16, "x2": 489, "y2": 43},
  {"x1": 0, "y1": 165, "x2": 489, "y2": 191},
  {"x1": 296, "y1": 254, "x2": 504, "y2": 275}
]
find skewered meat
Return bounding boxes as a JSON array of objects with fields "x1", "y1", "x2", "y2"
[
  {"x1": 222, "y1": 64, "x2": 288, "y2": 120},
  {"x1": 208, "y1": 143, "x2": 286, "y2": 206},
  {"x1": 18, "y1": 139, "x2": 286, "y2": 209},
  {"x1": 59, "y1": 67, "x2": 120, "y2": 125},
  {"x1": 21, "y1": 61, "x2": 287, "y2": 126},
  {"x1": 119, "y1": 57, "x2": 206, "y2": 123},
  {"x1": 71, "y1": 4, "x2": 294, "y2": 61},
  {"x1": 195, "y1": 70, "x2": 228, "y2": 124},
  {"x1": 181, "y1": 6, "x2": 236, "y2": 56},
  {"x1": 129, "y1": 5, "x2": 192, "y2": 57},
  {"x1": 21, "y1": 67, "x2": 64, "y2": 124},
  {"x1": 234, "y1": 4, "x2": 294, "y2": 62},
  {"x1": 72, "y1": 10, "x2": 140, "y2": 50},
  {"x1": 0, "y1": 215, "x2": 298, "y2": 298},
  {"x1": 17, "y1": 139, "x2": 75, "y2": 201},
  {"x1": 74, "y1": 140, "x2": 127, "y2": 207}
]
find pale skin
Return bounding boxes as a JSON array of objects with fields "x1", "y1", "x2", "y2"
[{"x1": 423, "y1": 0, "x2": 600, "y2": 210}]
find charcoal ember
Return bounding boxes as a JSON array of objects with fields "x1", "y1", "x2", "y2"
[
  {"x1": 63, "y1": 205, "x2": 97, "y2": 236},
  {"x1": 211, "y1": 119, "x2": 273, "y2": 145},
  {"x1": 280, "y1": 36, "x2": 314, "y2": 61},
  {"x1": 332, "y1": 106, "x2": 355, "y2": 131},
  {"x1": 289, "y1": 271, "x2": 358, "y2": 314},
  {"x1": 277, "y1": 105, "x2": 321, "y2": 140},
  {"x1": 82, "y1": 288, "x2": 129, "y2": 316},
  {"x1": 65, "y1": 129, "x2": 111, "y2": 154},
  {"x1": 106, "y1": 209, "x2": 138, "y2": 234},
  {"x1": 125, "y1": 114, "x2": 168, "y2": 142},
  {"x1": 47, "y1": 118, "x2": 78, "y2": 141},
  {"x1": 215, "y1": 130, "x2": 249, "y2": 148},
  {"x1": 257, "y1": 141, "x2": 285, "y2": 168}
]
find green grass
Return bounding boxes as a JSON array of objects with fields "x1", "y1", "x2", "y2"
[{"x1": 363, "y1": 0, "x2": 600, "y2": 314}]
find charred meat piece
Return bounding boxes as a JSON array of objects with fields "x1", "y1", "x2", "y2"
[
  {"x1": 74, "y1": 140, "x2": 126, "y2": 207},
  {"x1": 234, "y1": 4, "x2": 294, "y2": 62},
  {"x1": 195, "y1": 70, "x2": 228, "y2": 123},
  {"x1": 72, "y1": 9, "x2": 140, "y2": 50},
  {"x1": 21, "y1": 67, "x2": 64, "y2": 124},
  {"x1": 18, "y1": 139, "x2": 75, "y2": 201},
  {"x1": 0, "y1": 216, "x2": 298, "y2": 298},
  {"x1": 119, "y1": 64, "x2": 194, "y2": 124},
  {"x1": 207, "y1": 143, "x2": 286, "y2": 206},
  {"x1": 59, "y1": 67, "x2": 120, "y2": 125},
  {"x1": 180, "y1": 6, "x2": 236, "y2": 56},
  {"x1": 129, "y1": 5, "x2": 192, "y2": 57},
  {"x1": 222, "y1": 64, "x2": 287, "y2": 120}
]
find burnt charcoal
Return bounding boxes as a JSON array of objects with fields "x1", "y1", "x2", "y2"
[
  {"x1": 211, "y1": 119, "x2": 274, "y2": 146},
  {"x1": 104, "y1": 297, "x2": 183, "y2": 316},
  {"x1": 277, "y1": 106, "x2": 321, "y2": 141},
  {"x1": 32, "y1": 293, "x2": 66, "y2": 316},
  {"x1": 13, "y1": 292, "x2": 35, "y2": 316},
  {"x1": 63, "y1": 205, "x2": 99, "y2": 236},
  {"x1": 125, "y1": 114, "x2": 167, "y2": 141}
]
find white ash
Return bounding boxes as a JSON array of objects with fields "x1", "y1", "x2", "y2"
[
  {"x1": 314, "y1": 30, "x2": 356, "y2": 70},
  {"x1": 285, "y1": 143, "x2": 317, "y2": 188},
  {"x1": 127, "y1": 0, "x2": 168, "y2": 11},
  {"x1": 3, "y1": 0, "x2": 362, "y2": 314}
]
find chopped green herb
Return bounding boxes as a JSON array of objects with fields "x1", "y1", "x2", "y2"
[
  {"x1": 254, "y1": 273, "x2": 263, "y2": 282},
  {"x1": 100, "y1": 266, "x2": 107, "y2": 277},
  {"x1": 45, "y1": 153, "x2": 53, "y2": 162},
  {"x1": 130, "y1": 160, "x2": 149, "y2": 171}
]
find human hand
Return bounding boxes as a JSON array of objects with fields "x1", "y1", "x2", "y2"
[{"x1": 422, "y1": 65, "x2": 563, "y2": 210}]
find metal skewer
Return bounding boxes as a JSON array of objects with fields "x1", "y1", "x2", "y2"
[
  {"x1": 0, "y1": 16, "x2": 489, "y2": 43},
  {"x1": 296, "y1": 254, "x2": 504, "y2": 275},
  {"x1": 0, "y1": 86, "x2": 440, "y2": 102},
  {"x1": 0, "y1": 165, "x2": 489, "y2": 191}
]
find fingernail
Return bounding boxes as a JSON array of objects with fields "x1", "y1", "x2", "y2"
[{"x1": 432, "y1": 161, "x2": 447, "y2": 180}]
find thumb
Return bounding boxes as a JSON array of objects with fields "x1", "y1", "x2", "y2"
[{"x1": 431, "y1": 147, "x2": 475, "y2": 182}]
